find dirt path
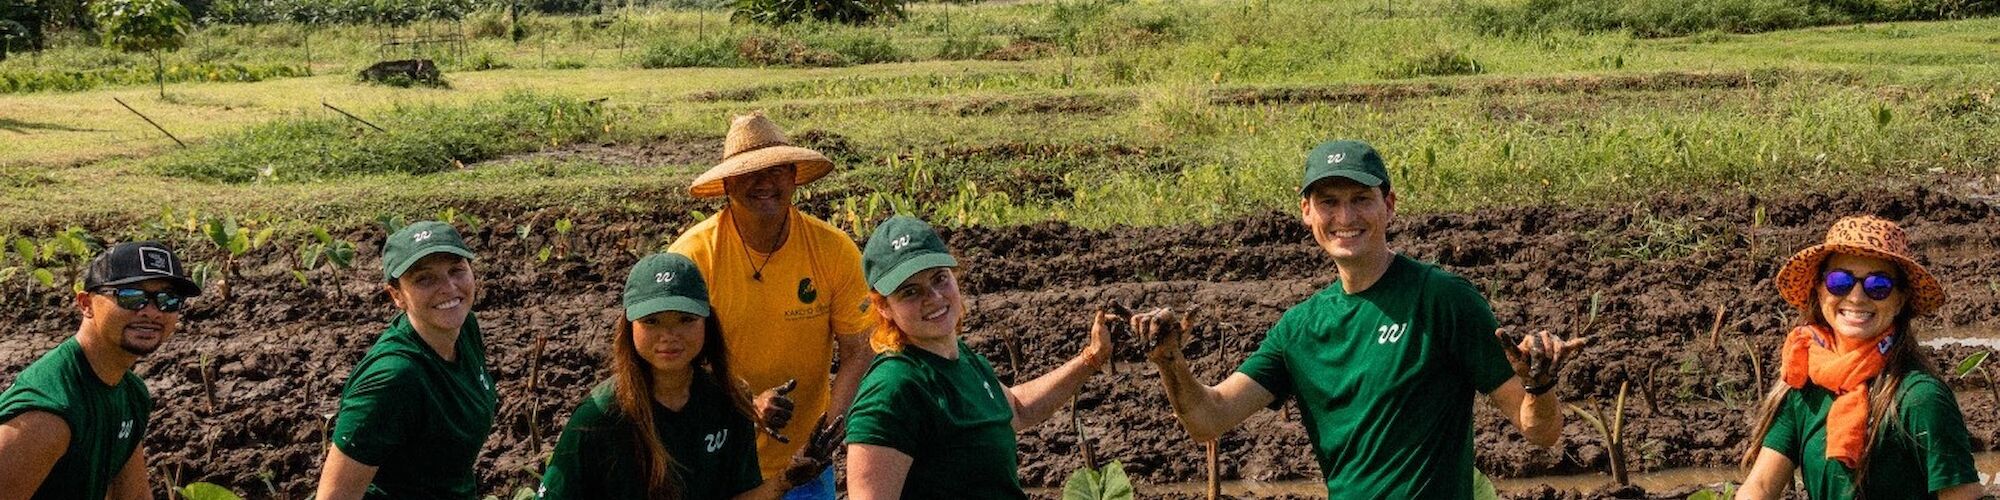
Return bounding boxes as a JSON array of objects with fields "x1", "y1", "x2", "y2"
[{"x1": 1, "y1": 186, "x2": 1995, "y2": 498}]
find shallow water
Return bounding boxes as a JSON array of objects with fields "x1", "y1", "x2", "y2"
[{"x1": 1036, "y1": 452, "x2": 2000, "y2": 496}]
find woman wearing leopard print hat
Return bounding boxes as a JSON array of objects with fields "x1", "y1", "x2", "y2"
[{"x1": 1738, "y1": 215, "x2": 1981, "y2": 500}]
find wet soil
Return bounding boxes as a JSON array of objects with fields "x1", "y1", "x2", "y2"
[{"x1": 2, "y1": 185, "x2": 1996, "y2": 498}]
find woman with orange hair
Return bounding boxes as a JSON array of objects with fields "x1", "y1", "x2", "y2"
[
  {"x1": 844, "y1": 216, "x2": 1112, "y2": 499},
  {"x1": 1738, "y1": 216, "x2": 1981, "y2": 499}
]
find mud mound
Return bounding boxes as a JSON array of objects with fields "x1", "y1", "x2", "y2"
[{"x1": 2, "y1": 186, "x2": 1996, "y2": 497}]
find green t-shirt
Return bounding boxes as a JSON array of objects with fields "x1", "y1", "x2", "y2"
[
  {"x1": 845, "y1": 340, "x2": 1025, "y2": 499},
  {"x1": 539, "y1": 376, "x2": 762, "y2": 500},
  {"x1": 0, "y1": 338, "x2": 151, "y2": 500},
  {"x1": 332, "y1": 314, "x2": 498, "y2": 500},
  {"x1": 1235, "y1": 254, "x2": 1515, "y2": 498},
  {"x1": 1760, "y1": 370, "x2": 1980, "y2": 499}
]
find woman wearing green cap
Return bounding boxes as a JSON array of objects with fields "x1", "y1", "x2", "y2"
[
  {"x1": 844, "y1": 216, "x2": 1113, "y2": 499},
  {"x1": 317, "y1": 221, "x2": 497, "y2": 500},
  {"x1": 539, "y1": 252, "x2": 836, "y2": 500}
]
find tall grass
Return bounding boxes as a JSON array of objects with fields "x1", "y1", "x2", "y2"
[
  {"x1": 1464, "y1": 0, "x2": 2000, "y2": 38},
  {"x1": 150, "y1": 91, "x2": 606, "y2": 183}
]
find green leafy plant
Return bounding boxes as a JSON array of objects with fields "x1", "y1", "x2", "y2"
[
  {"x1": 294, "y1": 226, "x2": 356, "y2": 293},
  {"x1": 1687, "y1": 482, "x2": 1738, "y2": 500},
  {"x1": 202, "y1": 216, "x2": 271, "y2": 301},
  {"x1": 1472, "y1": 469, "x2": 1499, "y2": 500},
  {"x1": 1953, "y1": 350, "x2": 1998, "y2": 421},
  {"x1": 90, "y1": 0, "x2": 193, "y2": 98},
  {"x1": 1061, "y1": 460, "x2": 1134, "y2": 500},
  {"x1": 439, "y1": 207, "x2": 482, "y2": 234},
  {"x1": 178, "y1": 482, "x2": 243, "y2": 500}
]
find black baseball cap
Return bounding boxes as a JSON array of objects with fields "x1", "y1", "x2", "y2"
[{"x1": 84, "y1": 241, "x2": 202, "y2": 296}]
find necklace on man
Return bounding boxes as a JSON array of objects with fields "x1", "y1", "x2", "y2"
[{"x1": 742, "y1": 241, "x2": 772, "y2": 281}]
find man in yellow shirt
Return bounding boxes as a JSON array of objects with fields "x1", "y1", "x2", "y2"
[{"x1": 668, "y1": 113, "x2": 874, "y2": 499}]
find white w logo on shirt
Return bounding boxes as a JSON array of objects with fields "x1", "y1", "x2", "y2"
[{"x1": 1377, "y1": 323, "x2": 1409, "y2": 344}]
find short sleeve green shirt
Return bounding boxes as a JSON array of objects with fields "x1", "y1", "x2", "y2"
[
  {"x1": 0, "y1": 338, "x2": 151, "y2": 500},
  {"x1": 331, "y1": 314, "x2": 498, "y2": 499},
  {"x1": 1760, "y1": 370, "x2": 1980, "y2": 499},
  {"x1": 539, "y1": 377, "x2": 762, "y2": 500},
  {"x1": 1235, "y1": 254, "x2": 1515, "y2": 498},
  {"x1": 845, "y1": 340, "x2": 1025, "y2": 499}
]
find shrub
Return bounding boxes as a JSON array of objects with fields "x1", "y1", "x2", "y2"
[
  {"x1": 732, "y1": 0, "x2": 905, "y2": 26},
  {"x1": 638, "y1": 36, "x2": 740, "y2": 68}
]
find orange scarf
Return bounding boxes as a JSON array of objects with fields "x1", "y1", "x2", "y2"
[{"x1": 1779, "y1": 324, "x2": 1892, "y2": 469}]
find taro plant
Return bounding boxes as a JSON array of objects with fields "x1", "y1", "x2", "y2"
[
  {"x1": 201, "y1": 216, "x2": 273, "y2": 301},
  {"x1": 1953, "y1": 350, "x2": 1998, "y2": 421},
  {"x1": 1568, "y1": 380, "x2": 1632, "y2": 486},
  {"x1": 294, "y1": 227, "x2": 357, "y2": 294},
  {"x1": 538, "y1": 218, "x2": 574, "y2": 263},
  {"x1": 43, "y1": 227, "x2": 101, "y2": 293},
  {"x1": 439, "y1": 207, "x2": 483, "y2": 234},
  {"x1": 177, "y1": 481, "x2": 243, "y2": 500},
  {"x1": 1688, "y1": 482, "x2": 1738, "y2": 500},
  {"x1": 1061, "y1": 460, "x2": 1134, "y2": 500}
]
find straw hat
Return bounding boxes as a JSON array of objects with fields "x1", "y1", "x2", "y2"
[
  {"x1": 1774, "y1": 215, "x2": 1946, "y2": 316},
  {"x1": 688, "y1": 113, "x2": 834, "y2": 198}
]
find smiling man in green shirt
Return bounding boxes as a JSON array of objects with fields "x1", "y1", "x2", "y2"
[
  {"x1": 1134, "y1": 140, "x2": 1588, "y2": 498},
  {"x1": 0, "y1": 242, "x2": 202, "y2": 500}
]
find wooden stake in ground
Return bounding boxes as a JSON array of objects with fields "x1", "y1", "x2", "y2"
[
  {"x1": 323, "y1": 101, "x2": 387, "y2": 132},
  {"x1": 113, "y1": 97, "x2": 185, "y2": 147}
]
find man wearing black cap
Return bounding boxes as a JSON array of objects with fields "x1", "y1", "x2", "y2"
[
  {"x1": 0, "y1": 242, "x2": 201, "y2": 500},
  {"x1": 1136, "y1": 140, "x2": 1588, "y2": 498}
]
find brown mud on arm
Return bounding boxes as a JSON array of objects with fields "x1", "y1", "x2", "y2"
[{"x1": 1139, "y1": 308, "x2": 1275, "y2": 442}]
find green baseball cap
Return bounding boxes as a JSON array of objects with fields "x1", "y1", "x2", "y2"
[
  {"x1": 1300, "y1": 140, "x2": 1389, "y2": 196},
  {"x1": 863, "y1": 216, "x2": 959, "y2": 295},
  {"x1": 382, "y1": 220, "x2": 477, "y2": 281},
  {"x1": 623, "y1": 253, "x2": 712, "y2": 321}
]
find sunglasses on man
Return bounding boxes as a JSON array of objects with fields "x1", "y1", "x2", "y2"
[{"x1": 94, "y1": 288, "x2": 189, "y2": 313}]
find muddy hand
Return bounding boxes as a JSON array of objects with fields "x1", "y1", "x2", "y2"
[
  {"x1": 1498, "y1": 329, "x2": 1591, "y2": 391},
  {"x1": 1134, "y1": 307, "x2": 1194, "y2": 364},
  {"x1": 756, "y1": 379, "x2": 798, "y2": 443},
  {"x1": 783, "y1": 413, "x2": 848, "y2": 488},
  {"x1": 1089, "y1": 305, "x2": 1124, "y2": 374}
]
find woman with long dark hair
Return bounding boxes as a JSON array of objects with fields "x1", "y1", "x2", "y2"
[
  {"x1": 1737, "y1": 216, "x2": 1981, "y2": 500},
  {"x1": 541, "y1": 252, "x2": 828, "y2": 499}
]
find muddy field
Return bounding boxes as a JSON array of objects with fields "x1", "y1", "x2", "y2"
[{"x1": 2, "y1": 184, "x2": 1996, "y2": 498}]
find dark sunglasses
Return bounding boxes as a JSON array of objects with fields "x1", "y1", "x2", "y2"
[
  {"x1": 95, "y1": 288, "x2": 188, "y2": 313},
  {"x1": 1824, "y1": 270, "x2": 1897, "y2": 301}
]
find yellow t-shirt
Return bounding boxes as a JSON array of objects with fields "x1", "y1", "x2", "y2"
[{"x1": 668, "y1": 206, "x2": 875, "y2": 478}]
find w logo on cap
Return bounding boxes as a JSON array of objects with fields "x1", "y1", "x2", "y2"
[
  {"x1": 891, "y1": 235, "x2": 912, "y2": 251},
  {"x1": 412, "y1": 231, "x2": 433, "y2": 243},
  {"x1": 655, "y1": 272, "x2": 674, "y2": 284},
  {"x1": 1328, "y1": 153, "x2": 1346, "y2": 164}
]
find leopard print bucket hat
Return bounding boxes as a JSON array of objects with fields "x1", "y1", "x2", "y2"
[{"x1": 1775, "y1": 215, "x2": 1946, "y2": 316}]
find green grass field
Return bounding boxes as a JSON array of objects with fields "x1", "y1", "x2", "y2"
[{"x1": 1, "y1": 0, "x2": 1996, "y2": 236}]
